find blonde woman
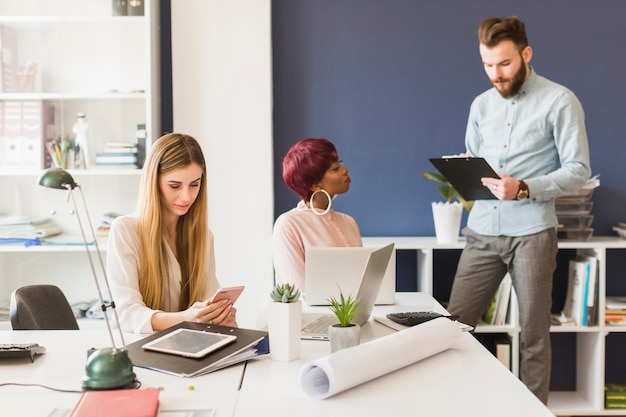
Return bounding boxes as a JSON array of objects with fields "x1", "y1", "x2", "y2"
[{"x1": 107, "y1": 133, "x2": 237, "y2": 333}]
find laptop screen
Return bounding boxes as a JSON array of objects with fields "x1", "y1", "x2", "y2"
[{"x1": 304, "y1": 244, "x2": 395, "y2": 306}]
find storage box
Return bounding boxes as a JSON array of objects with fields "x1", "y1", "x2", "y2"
[
  {"x1": 557, "y1": 228, "x2": 593, "y2": 241},
  {"x1": 557, "y1": 214, "x2": 594, "y2": 229},
  {"x1": 555, "y1": 200, "x2": 593, "y2": 216},
  {"x1": 561, "y1": 188, "x2": 594, "y2": 201}
]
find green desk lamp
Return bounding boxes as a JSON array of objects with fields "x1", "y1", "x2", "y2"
[{"x1": 38, "y1": 167, "x2": 137, "y2": 390}]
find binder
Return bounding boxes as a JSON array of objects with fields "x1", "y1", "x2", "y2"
[
  {"x1": 126, "y1": 321, "x2": 269, "y2": 377},
  {"x1": 429, "y1": 157, "x2": 500, "y2": 201}
]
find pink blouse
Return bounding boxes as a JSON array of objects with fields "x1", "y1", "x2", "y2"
[{"x1": 272, "y1": 200, "x2": 362, "y2": 291}]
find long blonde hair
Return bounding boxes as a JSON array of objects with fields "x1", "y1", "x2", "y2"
[{"x1": 136, "y1": 133, "x2": 208, "y2": 310}]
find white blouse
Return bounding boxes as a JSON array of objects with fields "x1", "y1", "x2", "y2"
[{"x1": 106, "y1": 214, "x2": 220, "y2": 334}]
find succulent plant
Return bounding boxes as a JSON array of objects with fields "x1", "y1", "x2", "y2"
[
  {"x1": 270, "y1": 283, "x2": 301, "y2": 303},
  {"x1": 327, "y1": 291, "x2": 360, "y2": 327}
]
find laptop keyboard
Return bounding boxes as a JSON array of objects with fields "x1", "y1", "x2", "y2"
[{"x1": 302, "y1": 315, "x2": 339, "y2": 334}]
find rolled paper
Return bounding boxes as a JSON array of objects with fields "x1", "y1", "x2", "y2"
[{"x1": 299, "y1": 317, "x2": 462, "y2": 399}]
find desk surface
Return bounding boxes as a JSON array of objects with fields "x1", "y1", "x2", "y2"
[{"x1": 0, "y1": 293, "x2": 554, "y2": 417}]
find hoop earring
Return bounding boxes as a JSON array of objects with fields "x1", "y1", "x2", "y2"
[{"x1": 310, "y1": 189, "x2": 332, "y2": 216}]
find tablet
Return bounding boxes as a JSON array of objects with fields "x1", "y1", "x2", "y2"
[{"x1": 141, "y1": 328, "x2": 237, "y2": 358}]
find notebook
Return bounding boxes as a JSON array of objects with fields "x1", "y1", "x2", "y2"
[
  {"x1": 429, "y1": 156, "x2": 500, "y2": 201},
  {"x1": 304, "y1": 246, "x2": 396, "y2": 306},
  {"x1": 301, "y1": 243, "x2": 395, "y2": 340}
]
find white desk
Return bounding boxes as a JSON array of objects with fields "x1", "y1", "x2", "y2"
[
  {"x1": 0, "y1": 330, "x2": 243, "y2": 417},
  {"x1": 238, "y1": 292, "x2": 555, "y2": 417},
  {"x1": 0, "y1": 293, "x2": 554, "y2": 417}
]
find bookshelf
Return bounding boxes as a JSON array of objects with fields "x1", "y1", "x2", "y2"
[
  {"x1": 0, "y1": 0, "x2": 159, "y2": 174},
  {"x1": 363, "y1": 236, "x2": 626, "y2": 416},
  {"x1": 0, "y1": 1, "x2": 159, "y2": 317}
]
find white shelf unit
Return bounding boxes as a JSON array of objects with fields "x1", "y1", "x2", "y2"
[
  {"x1": 0, "y1": 0, "x2": 160, "y2": 173},
  {"x1": 0, "y1": 1, "x2": 159, "y2": 317},
  {"x1": 363, "y1": 236, "x2": 626, "y2": 416}
]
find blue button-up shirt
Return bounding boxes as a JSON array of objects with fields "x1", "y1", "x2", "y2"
[{"x1": 466, "y1": 69, "x2": 591, "y2": 237}]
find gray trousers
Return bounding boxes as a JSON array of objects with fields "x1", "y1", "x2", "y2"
[{"x1": 447, "y1": 227, "x2": 557, "y2": 404}]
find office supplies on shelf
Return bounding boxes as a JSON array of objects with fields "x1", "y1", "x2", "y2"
[
  {"x1": 126, "y1": 322, "x2": 269, "y2": 377},
  {"x1": 299, "y1": 317, "x2": 462, "y2": 399},
  {"x1": 429, "y1": 157, "x2": 500, "y2": 201}
]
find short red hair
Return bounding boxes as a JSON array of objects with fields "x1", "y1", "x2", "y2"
[{"x1": 282, "y1": 138, "x2": 338, "y2": 201}]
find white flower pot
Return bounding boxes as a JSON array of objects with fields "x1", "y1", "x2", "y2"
[
  {"x1": 267, "y1": 300, "x2": 301, "y2": 361},
  {"x1": 431, "y1": 201, "x2": 463, "y2": 244},
  {"x1": 328, "y1": 323, "x2": 361, "y2": 353}
]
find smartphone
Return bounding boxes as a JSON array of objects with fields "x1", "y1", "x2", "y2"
[{"x1": 209, "y1": 285, "x2": 245, "y2": 305}]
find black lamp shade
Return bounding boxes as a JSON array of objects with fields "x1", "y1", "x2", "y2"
[{"x1": 38, "y1": 167, "x2": 77, "y2": 190}]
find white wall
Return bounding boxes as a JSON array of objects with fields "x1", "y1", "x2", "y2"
[{"x1": 171, "y1": 0, "x2": 274, "y2": 328}]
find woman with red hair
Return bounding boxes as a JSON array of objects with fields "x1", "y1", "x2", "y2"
[{"x1": 272, "y1": 138, "x2": 362, "y2": 291}]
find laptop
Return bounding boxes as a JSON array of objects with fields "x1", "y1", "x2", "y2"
[
  {"x1": 304, "y1": 246, "x2": 396, "y2": 306},
  {"x1": 301, "y1": 243, "x2": 395, "y2": 340}
]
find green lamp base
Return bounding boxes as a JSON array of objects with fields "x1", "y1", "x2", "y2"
[{"x1": 82, "y1": 347, "x2": 137, "y2": 390}]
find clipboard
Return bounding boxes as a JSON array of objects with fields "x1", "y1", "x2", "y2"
[{"x1": 429, "y1": 157, "x2": 500, "y2": 201}]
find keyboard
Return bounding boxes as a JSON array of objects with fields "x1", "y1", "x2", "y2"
[
  {"x1": 0, "y1": 343, "x2": 46, "y2": 362},
  {"x1": 302, "y1": 315, "x2": 339, "y2": 334},
  {"x1": 386, "y1": 311, "x2": 458, "y2": 326}
]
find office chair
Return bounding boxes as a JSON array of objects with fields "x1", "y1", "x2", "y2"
[{"x1": 10, "y1": 284, "x2": 80, "y2": 330}]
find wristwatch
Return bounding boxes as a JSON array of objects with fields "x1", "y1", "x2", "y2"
[{"x1": 516, "y1": 180, "x2": 529, "y2": 200}]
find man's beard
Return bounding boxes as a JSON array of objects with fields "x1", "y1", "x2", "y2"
[{"x1": 492, "y1": 63, "x2": 527, "y2": 99}]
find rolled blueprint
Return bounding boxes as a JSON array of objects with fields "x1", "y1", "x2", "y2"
[{"x1": 299, "y1": 317, "x2": 462, "y2": 399}]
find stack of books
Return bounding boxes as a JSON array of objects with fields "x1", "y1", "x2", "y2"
[
  {"x1": 605, "y1": 296, "x2": 626, "y2": 326},
  {"x1": 96, "y1": 212, "x2": 122, "y2": 237},
  {"x1": 0, "y1": 215, "x2": 62, "y2": 241},
  {"x1": 605, "y1": 384, "x2": 626, "y2": 409},
  {"x1": 95, "y1": 142, "x2": 139, "y2": 168}
]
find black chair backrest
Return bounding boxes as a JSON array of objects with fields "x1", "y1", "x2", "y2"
[{"x1": 10, "y1": 284, "x2": 80, "y2": 330}]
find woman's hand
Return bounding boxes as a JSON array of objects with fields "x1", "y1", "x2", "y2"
[{"x1": 188, "y1": 299, "x2": 238, "y2": 327}]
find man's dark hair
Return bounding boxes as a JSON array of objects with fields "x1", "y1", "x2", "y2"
[{"x1": 478, "y1": 16, "x2": 528, "y2": 51}]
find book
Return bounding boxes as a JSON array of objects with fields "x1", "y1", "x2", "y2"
[
  {"x1": 126, "y1": 321, "x2": 269, "y2": 377},
  {"x1": 70, "y1": 388, "x2": 160, "y2": 417},
  {"x1": 562, "y1": 259, "x2": 588, "y2": 326},
  {"x1": 102, "y1": 145, "x2": 138, "y2": 153},
  {"x1": 606, "y1": 296, "x2": 626, "y2": 310},
  {"x1": 0, "y1": 217, "x2": 62, "y2": 239},
  {"x1": 495, "y1": 334, "x2": 512, "y2": 370},
  {"x1": 95, "y1": 152, "x2": 138, "y2": 165},
  {"x1": 580, "y1": 255, "x2": 599, "y2": 325},
  {"x1": 481, "y1": 274, "x2": 511, "y2": 325},
  {"x1": 492, "y1": 274, "x2": 512, "y2": 326}
]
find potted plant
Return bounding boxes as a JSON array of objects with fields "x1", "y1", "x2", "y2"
[
  {"x1": 327, "y1": 291, "x2": 361, "y2": 353},
  {"x1": 423, "y1": 171, "x2": 473, "y2": 244},
  {"x1": 267, "y1": 283, "x2": 302, "y2": 361}
]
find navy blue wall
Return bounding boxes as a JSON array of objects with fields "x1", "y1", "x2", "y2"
[{"x1": 272, "y1": 0, "x2": 626, "y2": 239}]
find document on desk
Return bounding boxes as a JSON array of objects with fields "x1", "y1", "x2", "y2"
[
  {"x1": 299, "y1": 317, "x2": 462, "y2": 399},
  {"x1": 126, "y1": 322, "x2": 269, "y2": 377}
]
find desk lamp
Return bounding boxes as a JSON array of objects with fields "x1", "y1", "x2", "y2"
[{"x1": 38, "y1": 167, "x2": 137, "y2": 390}]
